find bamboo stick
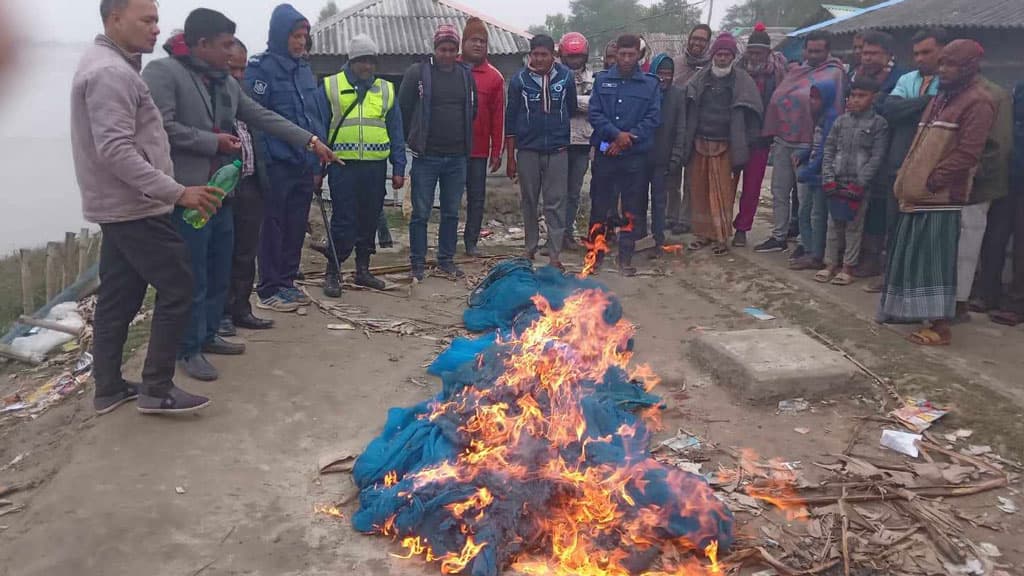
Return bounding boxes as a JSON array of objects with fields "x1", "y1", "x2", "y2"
[
  {"x1": 63, "y1": 231, "x2": 77, "y2": 289},
  {"x1": 17, "y1": 315, "x2": 83, "y2": 337},
  {"x1": 78, "y1": 229, "x2": 91, "y2": 277},
  {"x1": 19, "y1": 249, "x2": 33, "y2": 315},
  {"x1": 45, "y1": 242, "x2": 62, "y2": 301}
]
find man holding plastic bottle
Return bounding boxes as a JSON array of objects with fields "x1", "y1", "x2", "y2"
[
  {"x1": 73, "y1": 0, "x2": 221, "y2": 415},
  {"x1": 143, "y1": 8, "x2": 333, "y2": 382}
]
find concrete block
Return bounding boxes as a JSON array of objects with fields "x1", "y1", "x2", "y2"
[{"x1": 690, "y1": 328, "x2": 869, "y2": 403}]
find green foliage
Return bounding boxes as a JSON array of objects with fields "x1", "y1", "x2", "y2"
[
  {"x1": 721, "y1": 0, "x2": 889, "y2": 31},
  {"x1": 318, "y1": 0, "x2": 340, "y2": 24},
  {"x1": 528, "y1": 13, "x2": 571, "y2": 40}
]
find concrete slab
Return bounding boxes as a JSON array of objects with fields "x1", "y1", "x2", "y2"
[{"x1": 690, "y1": 328, "x2": 869, "y2": 403}]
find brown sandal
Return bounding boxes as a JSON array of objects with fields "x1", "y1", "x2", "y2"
[
  {"x1": 906, "y1": 328, "x2": 951, "y2": 346},
  {"x1": 814, "y1": 269, "x2": 836, "y2": 283}
]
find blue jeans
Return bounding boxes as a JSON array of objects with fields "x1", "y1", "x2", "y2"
[
  {"x1": 590, "y1": 154, "x2": 646, "y2": 262},
  {"x1": 409, "y1": 155, "x2": 467, "y2": 267},
  {"x1": 797, "y1": 181, "x2": 827, "y2": 261},
  {"x1": 175, "y1": 204, "x2": 234, "y2": 358}
]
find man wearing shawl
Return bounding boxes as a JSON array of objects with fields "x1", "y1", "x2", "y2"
[
  {"x1": 734, "y1": 23, "x2": 786, "y2": 247},
  {"x1": 881, "y1": 40, "x2": 996, "y2": 346},
  {"x1": 756, "y1": 30, "x2": 847, "y2": 253},
  {"x1": 680, "y1": 33, "x2": 763, "y2": 256},
  {"x1": 668, "y1": 24, "x2": 713, "y2": 235}
]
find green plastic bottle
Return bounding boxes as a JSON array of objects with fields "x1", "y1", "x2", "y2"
[{"x1": 182, "y1": 160, "x2": 243, "y2": 229}]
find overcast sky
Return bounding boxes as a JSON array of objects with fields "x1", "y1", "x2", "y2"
[{"x1": 8, "y1": 0, "x2": 737, "y2": 50}]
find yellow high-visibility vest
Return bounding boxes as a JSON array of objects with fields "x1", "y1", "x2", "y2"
[{"x1": 324, "y1": 72, "x2": 393, "y2": 161}]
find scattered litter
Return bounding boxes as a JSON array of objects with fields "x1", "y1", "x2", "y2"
[
  {"x1": 996, "y1": 497, "x2": 1018, "y2": 514},
  {"x1": 676, "y1": 461, "x2": 703, "y2": 475},
  {"x1": 318, "y1": 450, "x2": 360, "y2": 475},
  {"x1": 793, "y1": 427, "x2": 810, "y2": 435},
  {"x1": 777, "y1": 398, "x2": 809, "y2": 415},
  {"x1": 944, "y1": 558, "x2": 984, "y2": 576},
  {"x1": 890, "y1": 398, "x2": 949, "y2": 432},
  {"x1": 978, "y1": 542, "x2": 1002, "y2": 557},
  {"x1": 296, "y1": 307, "x2": 309, "y2": 316},
  {"x1": 751, "y1": 571, "x2": 777, "y2": 576},
  {"x1": 0, "y1": 359, "x2": 93, "y2": 420},
  {"x1": 963, "y1": 445, "x2": 992, "y2": 457},
  {"x1": 0, "y1": 453, "x2": 28, "y2": 472},
  {"x1": 327, "y1": 323, "x2": 355, "y2": 331},
  {"x1": 944, "y1": 429, "x2": 974, "y2": 443},
  {"x1": 743, "y1": 307, "x2": 776, "y2": 321},
  {"x1": 175, "y1": 486, "x2": 187, "y2": 495},
  {"x1": 9, "y1": 302, "x2": 85, "y2": 361},
  {"x1": 658, "y1": 430, "x2": 701, "y2": 453},
  {"x1": 880, "y1": 429, "x2": 923, "y2": 458}
]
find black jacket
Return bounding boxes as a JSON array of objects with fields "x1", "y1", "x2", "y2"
[
  {"x1": 650, "y1": 85, "x2": 687, "y2": 170},
  {"x1": 398, "y1": 60, "x2": 478, "y2": 157},
  {"x1": 881, "y1": 94, "x2": 932, "y2": 179}
]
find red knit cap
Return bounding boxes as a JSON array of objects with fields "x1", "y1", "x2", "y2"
[
  {"x1": 434, "y1": 24, "x2": 461, "y2": 48},
  {"x1": 710, "y1": 32, "x2": 739, "y2": 57}
]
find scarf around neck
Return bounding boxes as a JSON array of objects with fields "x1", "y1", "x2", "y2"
[{"x1": 528, "y1": 61, "x2": 555, "y2": 114}]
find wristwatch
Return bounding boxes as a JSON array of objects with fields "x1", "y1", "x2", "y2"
[{"x1": 306, "y1": 136, "x2": 320, "y2": 151}]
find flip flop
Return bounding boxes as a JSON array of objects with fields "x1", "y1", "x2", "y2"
[
  {"x1": 831, "y1": 272, "x2": 854, "y2": 286},
  {"x1": 688, "y1": 238, "x2": 712, "y2": 251},
  {"x1": 814, "y1": 269, "x2": 836, "y2": 283},
  {"x1": 711, "y1": 244, "x2": 729, "y2": 257},
  {"x1": 989, "y1": 310, "x2": 1023, "y2": 327},
  {"x1": 906, "y1": 328, "x2": 951, "y2": 346}
]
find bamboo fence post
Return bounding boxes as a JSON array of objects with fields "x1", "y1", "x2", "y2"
[
  {"x1": 45, "y1": 242, "x2": 62, "y2": 301},
  {"x1": 78, "y1": 229, "x2": 91, "y2": 277},
  {"x1": 63, "y1": 231, "x2": 77, "y2": 289},
  {"x1": 19, "y1": 249, "x2": 34, "y2": 315}
]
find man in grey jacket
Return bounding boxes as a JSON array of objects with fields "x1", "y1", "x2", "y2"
[
  {"x1": 143, "y1": 8, "x2": 334, "y2": 382},
  {"x1": 73, "y1": 0, "x2": 222, "y2": 415}
]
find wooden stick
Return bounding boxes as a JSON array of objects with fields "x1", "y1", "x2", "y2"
[
  {"x1": 19, "y1": 249, "x2": 34, "y2": 315},
  {"x1": 838, "y1": 489, "x2": 850, "y2": 576},
  {"x1": 45, "y1": 241, "x2": 62, "y2": 301},
  {"x1": 63, "y1": 231, "x2": 77, "y2": 289},
  {"x1": 78, "y1": 229, "x2": 91, "y2": 277},
  {"x1": 17, "y1": 315, "x2": 82, "y2": 337}
]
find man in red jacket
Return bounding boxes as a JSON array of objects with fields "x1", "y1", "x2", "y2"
[{"x1": 460, "y1": 17, "x2": 505, "y2": 257}]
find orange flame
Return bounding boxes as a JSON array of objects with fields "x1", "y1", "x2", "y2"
[
  {"x1": 375, "y1": 291, "x2": 729, "y2": 575},
  {"x1": 314, "y1": 504, "x2": 345, "y2": 519},
  {"x1": 384, "y1": 470, "x2": 398, "y2": 487},
  {"x1": 580, "y1": 223, "x2": 609, "y2": 279},
  {"x1": 739, "y1": 449, "x2": 809, "y2": 521},
  {"x1": 662, "y1": 245, "x2": 684, "y2": 254}
]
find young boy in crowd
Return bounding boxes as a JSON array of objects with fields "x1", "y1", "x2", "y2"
[
  {"x1": 816, "y1": 78, "x2": 889, "y2": 285},
  {"x1": 791, "y1": 79, "x2": 840, "y2": 271}
]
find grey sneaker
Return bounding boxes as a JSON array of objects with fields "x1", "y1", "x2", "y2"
[
  {"x1": 202, "y1": 335, "x2": 246, "y2": 356},
  {"x1": 437, "y1": 262, "x2": 465, "y2": 279},
  {"x1": 284, "y1": 287, "x2": 311, "y2": 306},
  {"x1": 94, "y1": 382, "x2": 140, "y2": 415},
  {"x1": 178, "y1": 354, "x2": 219, "y2": 382},
  {"x1": 137, "y1": 386, "x2": 211, "y2": 415},
  {"x1": 257, "y1": 293, "x2": 301, "y2": 313}
]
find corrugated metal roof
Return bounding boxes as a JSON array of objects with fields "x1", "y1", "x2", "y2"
[
  {"x1": 312, "y1": 0, "x2": 532, "y2": 56},
  {"x1": 823, "y1": 0, "x2": 1024, "y2": 33}
]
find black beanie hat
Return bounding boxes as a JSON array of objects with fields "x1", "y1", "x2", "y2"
[{"x1": 748, "y1": 22, "x2": 771, "y2": 50}]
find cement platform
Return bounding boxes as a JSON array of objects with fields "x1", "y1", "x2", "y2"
[{"x1": 690, "y1": 328, "x2": 869, "y2": 403}]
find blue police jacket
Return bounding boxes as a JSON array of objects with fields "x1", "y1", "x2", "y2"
[
  {"x1": 588, "y1": 65, "x2": 661, "y2": 156},
  {"x1": 244, "y1": 4, "x2": 329, "y2": 169}
]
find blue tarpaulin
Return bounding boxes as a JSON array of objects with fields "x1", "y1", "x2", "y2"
[{"x1": 350, "y1": 262, "x2": 733, "y2": 575}]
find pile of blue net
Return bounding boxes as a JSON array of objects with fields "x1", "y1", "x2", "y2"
[{"x1": 350, "y1": 260, "x2": 734, "y2": 575}]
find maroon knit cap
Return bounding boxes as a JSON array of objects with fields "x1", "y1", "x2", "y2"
[
  {"x1": 434, "y1": 24, "x2": 460, "y2": 48},
  {"x1": 710, "y1": 32, "x2": 739, "y2": 57},
  {"x1": 941, "y1": 39, "x2": 984, "y2": 79}
]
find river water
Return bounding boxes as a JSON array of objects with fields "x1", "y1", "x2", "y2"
[{"x1": 0, "y1": 42, "x2": 90, "y2": 255}]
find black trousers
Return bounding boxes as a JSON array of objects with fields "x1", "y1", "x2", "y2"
[
  {"x1": 227, "y1": 177, "x2": 263, "y2": 319},
  {"x1": 94, "y1": 214, "x2": 192, "y2": 398},
  {"x1": 327, "y1": 159, "x2": 388, "y2": 273},
  {"x1": 975, "y1": 194, "x2": 1024, "y2": 311},
  {"x1": 463, "y1": 157, "x2": 489, "y2": 250}
]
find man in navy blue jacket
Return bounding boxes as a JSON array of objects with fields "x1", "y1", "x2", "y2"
[
  {"x1": 245, "y1": 3, "x2": 333, "y2": 312},
  {"x1": 505, "y1": 35, "x2": 577, "y2": 270},
  {"x1": 588, "y1": 34, "x2": 661, "y2": 275}
]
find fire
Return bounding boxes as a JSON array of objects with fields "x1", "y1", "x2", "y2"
[
  {"x1": 314, "y1": 504, "x2": 345, "y2": 519},
  {"x1": 364, "y1": 290, "x2": 732, "y2": 574},
  {"x1": 580, "y1": 214, "x2": 636, "y2": 278},
  {"x1": 662, "y1": 245, "x2": 684, "y2": 254},
  {"x1": 739, "y1": 449, "x2": 810, "y2": 521}
]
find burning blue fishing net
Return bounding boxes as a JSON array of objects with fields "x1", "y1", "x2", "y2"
[{"x1": 350, "y1": 261, "x2": 734, "y2": 575}]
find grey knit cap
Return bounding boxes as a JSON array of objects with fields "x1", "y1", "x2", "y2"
[{"x1": 348, "y1": 34, "x2": 379, "y2": 61}]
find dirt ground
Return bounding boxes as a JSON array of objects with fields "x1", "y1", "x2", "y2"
[{"x1": 0, "y1": 175, "x2": 1022, "y2": 575}]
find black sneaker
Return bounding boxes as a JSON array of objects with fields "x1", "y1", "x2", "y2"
[
  {"x1": 754, "y1": 238, "x2": 788, "y2": 253},
  {"x1": 202, "y1": 335, "x2": 246, "y2": 356},
  {"x1": 137, "y1": 386, "x2": 211, "y2": 415},
  {"x1": 465, "y1": 244, "x2": 483, "y2": 258},
  {"x1": 217, "y1": 317, "x2": 237, "y2": 338},
  {"x1": 94, "y1": 382, "x2": 140, "y2": 415},
  {"x1": 410, "y1": 266, "x2": 425, "y2": 282},
  {"x1": 437, "y1": 262, "x2": 465, "y2": 279},
  {"x1": 323, "y1": 273, "x2": 342, "y2": 298},
  {"x1": 732, "y1": 231, "x2": 747, "y2": 248},
  {"x1": 355, "y1": 270, "x2": 386, "y2": 291}
]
